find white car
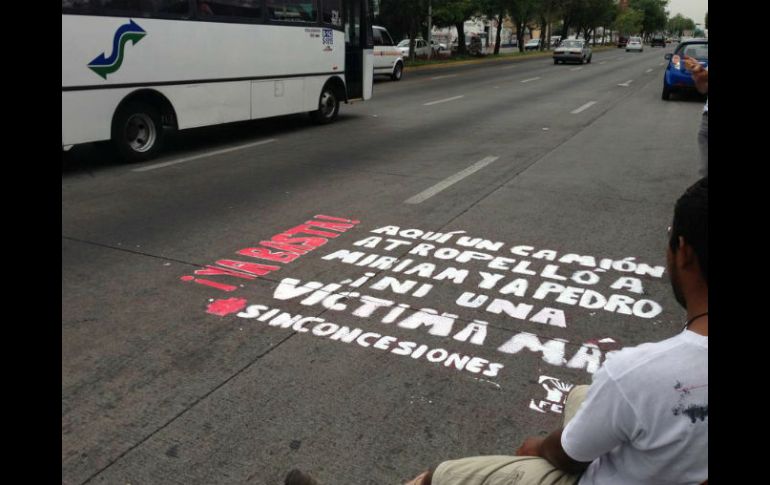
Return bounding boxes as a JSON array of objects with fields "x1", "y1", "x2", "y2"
[
  {"x1": 397, "y1": 39, "x2": 431, "y2": 58},
  {"x1": 553, "y1": 39, "x2": 592, "y2": 64},
  {"x1": 373, "y1": 26, "x2": 404, "y2": 81},
  {"x1": 524, "y1": 38, "x2": 542, "y2": 51},
  {"x1": 430, "y1": 40, "x2": 447, "y2": 53},
  {"x1": 626, "y1": 37, "x2": 644, "y2": 52}
]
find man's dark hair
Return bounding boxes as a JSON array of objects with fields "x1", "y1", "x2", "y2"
[{"x1": 669, "y1": 177, "x2": 708, "y2": 284}]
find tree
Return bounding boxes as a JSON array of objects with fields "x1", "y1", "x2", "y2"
[
  {"x1": 376, "y1": 0, "x2": 427, "y2": 59},
  {"x1": 574, "y1": 0, "x2": 615, "y2": 44},
  {"x1": 480, "y1": 0, "x2": 508, "y2": 54},
  {"x1": 629, "y1": 0, "x2": 667, "y2": 39},
  {"x1": 666, "y1": 13, "x2": 694, "y2": 38},
  {"x1": 434, "y1": 0, "x2": 481, "y2": 55},
  {"x1": 504, "y1": 0, "x2": 539, "y2": 52},
  {"x1": 615, "y1": 7, "x2": 643, "y2": 37}
]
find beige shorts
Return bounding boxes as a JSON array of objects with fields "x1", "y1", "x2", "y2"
[{"x1": 431, "y1": 385, "x2": 590, "y2": 485}]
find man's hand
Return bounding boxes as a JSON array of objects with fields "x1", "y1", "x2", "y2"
[
  {"x1": 683, "y1": 55, "x2": 703, "y2": 73},
  {"x1": 516, "y1": 436, "x2": 545, "y2": 457},
  {"x1": 517, "y1": 429, "x2": 592, "y2": 474},
  {"x1": 683, "y1": 55, "x2": 708, "y2": 94}
]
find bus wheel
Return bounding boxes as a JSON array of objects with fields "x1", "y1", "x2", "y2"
[
  {"x1": 391, "y1": 62, "x2": 403, "y2": 81},
  {"x1": 310, "y1": 86, "x2": 339, "y2": 124},
  {"x1": 112, "y1": 101, "x2": 164, "y2": 162}
]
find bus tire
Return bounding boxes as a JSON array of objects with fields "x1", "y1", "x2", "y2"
[
  {"x1": 112, "y1": 100, "x2": 164, "y2": 163},
  {"x1": 391, "y1": 61, "x2": 403, "y2": 81},
  {"x1": 310, "y1": 85, "x2": 339, "y2": 124}
]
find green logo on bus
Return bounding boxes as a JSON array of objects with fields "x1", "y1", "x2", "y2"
[{"x1": 88, "y1": 20, "x2": 147, "y2": 79}]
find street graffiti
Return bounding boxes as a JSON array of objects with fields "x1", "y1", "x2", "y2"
[
  {"x1": 181, "y1": 214, "x2": 360, "y2": 292},
  {"x1": 189, "y1": 221, "x2": 668, "y2": 379},
  {"x1": 529, "y1": 375, "x2": 574, "y2": 414}
]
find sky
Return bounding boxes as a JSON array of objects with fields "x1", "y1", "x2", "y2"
[{"x1": 665, "y1": 0, "x2": 708, "y2": 26}]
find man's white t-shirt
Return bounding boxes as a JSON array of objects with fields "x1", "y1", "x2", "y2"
[{"x1": 561, "y1": 330, "x2": 708, "y2": 484}]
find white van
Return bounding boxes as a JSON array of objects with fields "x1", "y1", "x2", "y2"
[{"x1": 373, "y1": 25, "x2": 404, "y2": 81}]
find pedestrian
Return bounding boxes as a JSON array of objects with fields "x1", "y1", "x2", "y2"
[
  {"x1": 684, "y1": 55, "x2": 708, "y2": 177},
  {"x1": 284, "y1": 178, "x2": 709, "y2": 485}
]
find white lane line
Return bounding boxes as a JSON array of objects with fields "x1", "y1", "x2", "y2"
[
  {"x1": 405, "y1": 156, "x2": 500, "y2": 204},
  {"x1": 599, "y1": 61, "x2": 607, "y2": 64},
  {"x1": 432, "y1": 74, "x2": 457, "y2": 80},
  {"x1": 132, "y1": 138, "x2": 277, "y2": 172},
  {"x1": 645, "y1": 68, "x2": 654, "y2": 73},
  {"x1": 617, "y1": 79, "x2": 634, "y2": 87},
  {"x1": 521, "y1": 77, "x2": 541, "y2": 83},
  {"x1": 570, "y1": 67, "x2": 584, "y2": 71},
  {"x1": 571, "y1": 101, "x2": 597, "y2": 114},
  {"x1": 659, "y1": 62, "x2": 665, "y2": 66},
  {"x1": 424, "y1": 95, "x2": 465, "y2": 106}
]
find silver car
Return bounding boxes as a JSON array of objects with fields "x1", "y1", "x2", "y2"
[
  {"x1": 626, "y1": 37, "x2": 643, "y2": 52},
  {"x1": 553, "y1": 39, "x2": 592, "y2": 64}
]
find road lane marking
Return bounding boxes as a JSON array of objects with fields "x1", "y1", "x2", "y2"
[
  {"x1": 521, "y1": 77, "x2": 541, "y2": 83},
  {"x1": 645, "y1": 68, "x2": 654, "y2": 73},
  {"x1": 431, "y1": 74, "x2": 458, "y2": 80},
  {"x1": 617, "y1": 80, "x2": 634, "y2": 87},
  {"x1": 659, "y1": 62, "x2": 665, "y2": 66},
  {"x1": 132, "y1": 139, "x2": 277, "y2": 172},
  {"x1": 571, "y1": 101, "x2": 597, "y2": 114},
  {"x1": 405, "y1": 156, "x2": 499, "y2": 204},
  {"x1": 599, "y1": 61, "x2": 607, "y2": 64},
  {"x1": 571, "y1": 67, "x2": 584, "y2": 71},
  {"x1": 424, "y1": 95, "x2": 465, "y2": 106}
]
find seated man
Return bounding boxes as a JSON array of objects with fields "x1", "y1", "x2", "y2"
[
  {"x1": 405, "y1": 178, "x2": 709, "y2": 485},
  {"x1": 286, "y1": 178, "x2": 708, "y2": 485}
]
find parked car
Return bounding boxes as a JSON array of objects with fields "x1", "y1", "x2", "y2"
[
  {"x1": 524, "y1": 38, "x2": 542, "y2": 51},
  {"x1": 430, "y1": 40, "x2": 447, "y2": 53},
  {"x1": 662, "y1": 38, "x2": 708, "y2": 100},
  {"x1": 553, "y1": 39, "x2": 592, "y2": 64},
  {"x1": 651, "y1": 35, "x2": 666, "y2": 47},
  {"x1": 626, "y1": 37, "x2": 643, "y2": 52},
  {"x1": 372, "y1": 26, "x2": 404, "y2": 81},
  {"x1": 617, "y1": 36, "x2": 628, "y2": 48},
  {"x1": 397, "y1": 38, "x2": 431, "y2": 58}
]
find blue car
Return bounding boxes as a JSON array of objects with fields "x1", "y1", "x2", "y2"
[{"x1": 662, "y1": 38, "x2": 708, "y2": 100}]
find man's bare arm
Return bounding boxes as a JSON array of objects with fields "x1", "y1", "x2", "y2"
[{"x1": 516, "y1": 428, "x2": 591, "y2": 474}]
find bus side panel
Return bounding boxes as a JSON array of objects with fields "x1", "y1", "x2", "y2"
[
  {"x1": 62, "y1": 90, "x2": 125, "y2": 145},
  {"x1": 250, "y1": 79, "x2": 307, "y2": 119},
  {"x1": 303, "y1": 77, "x2": 328, "y2": 111},
  {"x1": 159, "y1": 82, "x2": 251, "y2": 130}
]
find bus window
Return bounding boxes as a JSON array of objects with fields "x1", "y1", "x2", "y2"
[
  {"x1": 197, "y1": 0, "x2": 262, "y2": 19},
  {"x1": 62, "y1": 0, "x2": 191, "y2": 16},
  {"x1": 266, "y1": 0, "x2": 318, "y2": 23},
  {"x1": 322, "y1": 0, "x2": 342, "y2": 27}
]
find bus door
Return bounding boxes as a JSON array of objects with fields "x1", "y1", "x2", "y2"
[{"x1": 342, "y1": 0, "x2": 373, "y2": 100}]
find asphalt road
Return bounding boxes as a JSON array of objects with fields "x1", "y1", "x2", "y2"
[{"x1": 62, "y1": 45, "x2": 706, "y2": 484}]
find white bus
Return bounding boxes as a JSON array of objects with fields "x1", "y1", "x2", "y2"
[{"x1": 62, "y1": 0, "x2": 374, "y2": 162}]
